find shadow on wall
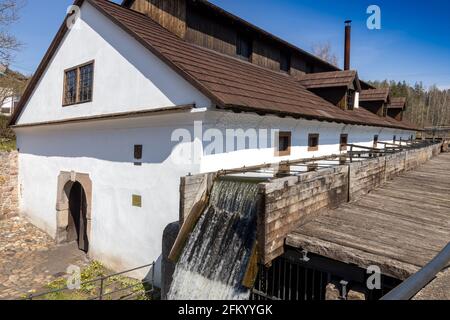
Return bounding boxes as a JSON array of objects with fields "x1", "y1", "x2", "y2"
[
  {"x1": 16, "y1": 123, "x2": 401, "y2": 166},
  {"x1": 16, "y1": 124, "x2": 196, "y2": 165}
]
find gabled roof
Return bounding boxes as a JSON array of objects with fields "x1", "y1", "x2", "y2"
[
  {"x1": 389, "y1": 97, "x2": 407, "y2": 109},
  {"x1": 360, "y1": 88, "x2": 390, "y2": 103},
  {"x1": 10, "y1": 0, "x2": 418, "y2": 131},
  {"x1": 298, "y1": 70, "x2": 361, "y2": 91}
]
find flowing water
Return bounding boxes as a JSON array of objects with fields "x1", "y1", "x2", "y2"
[{"x1": 168, "y1": 179, "x2": 260, "y2": 300}]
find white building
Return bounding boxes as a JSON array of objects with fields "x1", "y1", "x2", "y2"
[
  {"x1": 1, "y1": 94, "x2": 21, "y2": 116},
  {"x1": 9, "y1": 0, "x2": 417, "y2": 282}
]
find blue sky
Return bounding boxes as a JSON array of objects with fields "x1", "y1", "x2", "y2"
[{"x1": 10, "y1": 0, "x2": 450, "y2": 89}]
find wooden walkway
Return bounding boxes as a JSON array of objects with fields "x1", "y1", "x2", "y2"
[{"x1": 286, "y1": 152, "x2": 450, "y2": 281}]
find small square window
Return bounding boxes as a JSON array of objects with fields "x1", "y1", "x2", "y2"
[
  {"x1": 340, "y1": 134, "x2": 348, "y2": 151},
  {"x1": 134, "y1": 145, "x2": 143, "y2": 160},
  {"x1": 276, "y1": 131, "x2": 291, "y2": 156},
  {"x1": 132, "y1": 195, "x2": 142, "y2": 207},
  {"x1": 308, "y1": 134, "x2": 319, "y2": 152},
  {"x1": 373, "y1": 135, "x2": 379, "y2": 148}
]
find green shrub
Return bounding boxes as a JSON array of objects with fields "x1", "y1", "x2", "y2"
[{"x1": 0, "y1": 115, "x2": 16, "y2": 151}]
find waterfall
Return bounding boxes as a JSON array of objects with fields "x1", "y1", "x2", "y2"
[{"x1": 168, "y1": 179, "x2": 260, "y2": 300}]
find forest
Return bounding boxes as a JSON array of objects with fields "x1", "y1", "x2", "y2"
[{"x1": 368, "y1": 80, "x2": 449, "y2": 128}]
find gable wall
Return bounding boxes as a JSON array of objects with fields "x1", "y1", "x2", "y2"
[{"x1": 16, "y1": 1, "x2": 211, "y2": 125}]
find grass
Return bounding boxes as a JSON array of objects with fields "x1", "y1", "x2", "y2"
[
  {"x1": 31, "y1": 261, "x2": 152, "y2": 301},
  {"x1": 0, "y1": 115, "x2": 15, "y2": 152},
  {"x1": 0, "y1": 139, "x2": 16, "y2": 152}
]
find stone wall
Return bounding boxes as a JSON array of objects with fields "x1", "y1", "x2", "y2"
[
  {"x1": 0, "y1": 151, "x2": 18, "y2": 219},
  {"x1": 350, "y1": 143, "x2": 441, "y2": 201},
  {"x1": 258, "y1": 166, "x2": 349, "y2": 265},
  {"x1": 349, "y1": 157, "x2": 385, "y2": 201},
  {"x1": 260, "y1": 142, "x2": 442, "y2": 265}
]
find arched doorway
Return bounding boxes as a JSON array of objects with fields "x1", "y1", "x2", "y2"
[
  {"x1": 56, "y1": 172, "x2": 92, "y2": 254},
  {"x1": 68, "y1": 182, "x2": 89, "y2": 252}
]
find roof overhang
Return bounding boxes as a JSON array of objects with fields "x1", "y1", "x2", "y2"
[
  {"x1": 360, "y1": 88, "x2": 390, "y2": 103},
  {"x1": 299, "y1": 70, "x2": 361, "y2": 92}
]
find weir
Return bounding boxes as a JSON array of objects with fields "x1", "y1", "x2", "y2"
[
  {"x1": 168, "y1": 178, "x2": 263, "y2": 300},
  {"x1": 165, "y1": 140, "x2": 446, "y2": 300}
]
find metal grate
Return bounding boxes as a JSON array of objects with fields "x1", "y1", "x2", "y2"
[
  {"x1": 251, "y1": 257, "x2": 328, "y2": 301},
  {"x1": 251, "y1": 251, "x2": 401, "y2": 301}
]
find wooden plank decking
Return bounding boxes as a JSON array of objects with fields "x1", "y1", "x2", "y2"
[{"x1": 286, "y1": 152, "x2": 450, "y2": 280}]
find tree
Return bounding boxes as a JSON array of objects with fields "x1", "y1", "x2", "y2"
[
  {"x1": 370, "y1": 80, "x2": 450, "y2": 128},
  {"x1": 311, "y1": 42, "x2": 339, "y2": 67},
  {"x1": 0, "y1": 0, "x2": 25, "y2": 64},
  {"x1": 0, "y1": 66, "x2": 27, "y2": 107}
]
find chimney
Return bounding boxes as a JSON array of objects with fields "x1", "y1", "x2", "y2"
[{"x1": 344, "y1": 20, "x2": 352, "y2": 70}]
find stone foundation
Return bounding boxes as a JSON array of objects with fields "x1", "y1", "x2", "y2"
[
  {"x1": 161, "y1": 222, "x2": 180, "y2": 300},
  {"x1": 0, "y1": 151, "x2": 18, "y2": 220}
]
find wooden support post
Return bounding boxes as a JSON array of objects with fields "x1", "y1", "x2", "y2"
[{"x1": 168, "y1": 175, "x2": 217, "y2": 263}]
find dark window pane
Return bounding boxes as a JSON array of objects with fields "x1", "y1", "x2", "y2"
[
  {"x1": 79, "y1": 64, "x2": 93, "y2": 103},
  {"x1": 134, "y1": 145, "x2": 143, "y2": 160},
  {"x1": 374, "y1": 135, "x2": 379, "y2": 148},
  {"x1": 277, "y1": 132, "x2": 291, "y2": 156},
  {"x1": 280, "y1": 51, "x2": 291, "y2": 73},
  {"x1": 64, "y1": 69, "x2": 77, "y2": 105},
  {"x1": 308, "y1": 134, "x2": 319, "y2": 151},
  {"x1": 279, "y1": 136, "x2": 289, "y2": 152},
  {"x1": 340, "y1": 134, "x2": 348, "y2": 151},
  {"x1": 237, "y1": 34, "x2": 252, "y2": 60},
  {"x1": 306, "y1": 62, "x2": 314, "y2": 74}
]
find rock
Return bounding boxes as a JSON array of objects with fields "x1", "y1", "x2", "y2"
[
  {"x1": 347, "y1": 290, "x2": 366, "y2": 300},
  {"x1": 325, "y1": 283, "x2": 341, "y2": 300}
]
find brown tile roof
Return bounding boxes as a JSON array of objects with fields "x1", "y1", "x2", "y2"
[
  {"x1": 389, "y1": 97, "x2": 407, "y2": 109},
  {"x1": 298, "y1": 70, "x2": 359, "y2": 89},
  {"x1": 360, "y1": 88, "x2": 390, "y2": 102},
  {"x1": 10, "y1": 0, "x2": 419, "y2": 132}
]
